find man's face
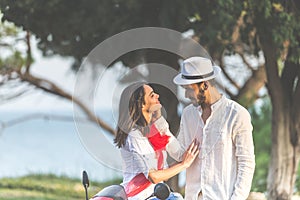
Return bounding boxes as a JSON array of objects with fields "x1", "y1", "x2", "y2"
[{"x1": 182, "y1": 83, "x2": 206, "y2": 107}]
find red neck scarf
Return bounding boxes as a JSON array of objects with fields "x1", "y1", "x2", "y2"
[
  {"x1": 125, "y1": 124, "x2": 170, "y2": 197},
  {"x1": 147, "y1": 124, "x2": 170, "y2": 170}
]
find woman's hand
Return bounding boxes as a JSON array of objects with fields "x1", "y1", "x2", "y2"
[
  {"x1": 181, "y1": 139, "x2": 200, "y2": 168},
  {"x1": 148, "y1": 139, "x2": 200, "y2": 184}
]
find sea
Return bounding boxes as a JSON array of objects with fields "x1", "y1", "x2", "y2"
[{"x1": 0, "y1": 108, "x2": 123, "y2": 183}]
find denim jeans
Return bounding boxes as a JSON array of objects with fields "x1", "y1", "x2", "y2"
[{"x1": 148, "y1": 192, "x2": 184, "y2": 200}]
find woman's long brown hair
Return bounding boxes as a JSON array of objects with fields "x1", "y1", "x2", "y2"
[{"x1": 114, "y1": 82, "x2": 149, "y2": 148}]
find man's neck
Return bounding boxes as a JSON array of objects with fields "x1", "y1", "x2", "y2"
[
  {"x1": 200, "y1": 89, "x2": 222, "y2": 123},
  {"x1": 201, "y1": 105, "x2": 211, "y2": 124},
  {"x1": 207, "y1": 88, "x2": 222, "y2": 105}
]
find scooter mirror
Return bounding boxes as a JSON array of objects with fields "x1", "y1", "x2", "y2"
[
  {"x1": 153, "y1": 183, "x2": 170, "y2": 200},
  {"x1": 82, "y1": 170, "x2": 90, "y2": 200},
  {"x1": 82, "y1": 170, "x2": 90, "y2": 188}
]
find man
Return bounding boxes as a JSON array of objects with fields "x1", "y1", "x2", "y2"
[{"x1": 172, "y1": 56, "x2": 255, "y2": 200}]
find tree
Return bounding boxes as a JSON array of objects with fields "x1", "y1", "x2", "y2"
[
  {"x1": 0, "y1": 0, "x2": 269, "y2": 193},
  {"x1": 0, "y1": 12, "x2": 115, "y2": 135},
  {"x1": 0, "y1": 0, "x2": 267, "y2": 132},
  {"x1": 191, "y1": 1, "x2": 300, "y2": 198},
  {"x1": 249, "y1": 1, "x2": 300, "y2": 199}
]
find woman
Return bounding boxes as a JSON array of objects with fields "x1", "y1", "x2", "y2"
[{"x1": 114, "y1": 82, "x2": 199, "y2": 200}]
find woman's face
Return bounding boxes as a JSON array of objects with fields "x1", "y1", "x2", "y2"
[{"x1": 142, "y1": 84, "x2": 160, "y2": 112}]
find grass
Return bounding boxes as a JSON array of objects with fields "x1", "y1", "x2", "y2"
[
  {"x1": 0, "y1": 174, "x2": 122, "y2": 200},
  {"x1": 1, "y1": 173, "x2": 299, "y2": 200}
]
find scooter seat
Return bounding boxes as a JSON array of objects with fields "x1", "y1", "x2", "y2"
[{"x1": 92, "y1": 184, "x2": 128, "y2": 200}]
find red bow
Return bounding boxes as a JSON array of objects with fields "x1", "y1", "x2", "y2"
[{"x1": 147, "y1": 124, "x2": 170, "y2": 169}]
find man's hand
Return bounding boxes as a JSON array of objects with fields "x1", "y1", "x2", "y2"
[{"x1": 149, "y1": 104, "x2": 162, "y2": 123}]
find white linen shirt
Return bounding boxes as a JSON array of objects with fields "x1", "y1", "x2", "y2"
[
  {"x1": 176, "y1": 95, "x2": 255, "y2": 200},
  {"x1": 120, "y1": 118, "x2": 184, "y2": 200}
]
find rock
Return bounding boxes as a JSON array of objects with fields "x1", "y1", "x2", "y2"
[
  {"x1": 292, "y1": 195, "x2": 300, "y2": 200},
  {"x1": 246, "y1": 192, "x2": 300, "y2": 200},
  {"x1": 247, "y1": 192, "x2": 266, "y2": 200}
]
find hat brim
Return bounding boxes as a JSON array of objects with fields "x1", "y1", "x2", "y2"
[{"x1": 173, "y1": 65, "x2": 221, "y2": 85}]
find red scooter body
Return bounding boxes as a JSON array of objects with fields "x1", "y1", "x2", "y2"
[{"x1": 83, "y1": 171, "x2": 171, "y2": 200}]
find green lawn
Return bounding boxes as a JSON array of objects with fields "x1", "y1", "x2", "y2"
[{"x1": 0, "y1": 174, "x2": 122, "y2": 200}]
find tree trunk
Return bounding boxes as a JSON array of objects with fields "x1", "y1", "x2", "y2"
[
  {"x1": 264, "y1": 43, "x2": 300, "y2": 199},
  {"x1": 267, "y1": 101, "x2": 300, "y2": 199}
]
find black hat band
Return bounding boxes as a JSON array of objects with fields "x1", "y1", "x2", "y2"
[{"x1": 182, "y1": 71, "x2": 214, "y2": 80}]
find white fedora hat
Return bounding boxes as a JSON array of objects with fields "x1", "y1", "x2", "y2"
[{"x1": 173, "y1": 56, "x2": 221, "y2": 85}]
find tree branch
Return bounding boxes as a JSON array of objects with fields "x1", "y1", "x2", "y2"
[
  {"x1": 1, "y1": 113, "x2": 89, "y2": 128},
  {"x1": 0, "y1": 89, "x2": 32, "y2": 103},
  {"x1": 237, "y1": 52, "x2": 255, "y2": 72},
  {"x1": 25, "y1": 30, "x2": 32, "y2": 74},
  {"x1": 219, "y1": 54, "x2": 240, "y2": 90},
  {"x1": 0, "y1": 42, "x2": 10, "y2": 47},
  {"x1": 0, "y1": 77, "x2": 34, "y2": 103},
  {"x1": 18, "y1": 72, "x2": 116, "y2": 135},
  {"x1": 0, "y1": 113, "x2": 92, "y2": 136},
  {"x1": 235, "y1": 64, "x2": 267, "y2": 107},
  {"x1": 231, "y1": 10, "x2": 245, "y2": 44}
]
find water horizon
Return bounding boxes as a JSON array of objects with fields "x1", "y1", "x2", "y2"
[{"x1": 0, "y1": 108, "x2": 123, "y2": 182}]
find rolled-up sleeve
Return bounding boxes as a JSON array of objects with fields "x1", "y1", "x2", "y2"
[
  {"x1": 121, "y1": 148, "x2": 150, "y2": 178},
  {"x1": 153, "y1": 117, "x2": 185, "y2": 162}
]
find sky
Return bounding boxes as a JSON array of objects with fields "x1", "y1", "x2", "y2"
[{"x1": 0, "y1": 36, "x2": 121, "y2": 113}]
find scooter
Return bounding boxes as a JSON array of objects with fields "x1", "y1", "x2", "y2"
[{"x1": 82, "y1": 170, "x2": 171, "y2": 200}]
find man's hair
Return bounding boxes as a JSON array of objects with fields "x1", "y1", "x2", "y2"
[
  {"x1": 208, "y1": 79, "x2": 217, "y2": 87},
  {"x1": 196, "y1": 79, "x2": 217, "y2": 87}
]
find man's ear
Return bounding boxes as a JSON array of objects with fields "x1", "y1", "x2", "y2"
[{"x1": 203, "y1": 81, "x2": 208, "y2": 90}]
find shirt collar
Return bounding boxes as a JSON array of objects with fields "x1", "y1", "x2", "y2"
[
  {"x1": 196, "y1": 94, "x2": 225, "y2": 113},
  {"x1": 211, "y1": 94, "x2": 224, "y2": 112}
]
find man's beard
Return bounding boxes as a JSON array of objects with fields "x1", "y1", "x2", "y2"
[{"x1": 196, "y1": 89, "x2": 206, "y2": 106}]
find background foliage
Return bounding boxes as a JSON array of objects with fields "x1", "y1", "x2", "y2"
[{"x1": 0, "y1": 0, "x2": 300, "y2": 197}]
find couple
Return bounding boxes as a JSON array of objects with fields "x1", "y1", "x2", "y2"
[{"x1": 114, "y1": 57, "x2": 255, "y2": 200}]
